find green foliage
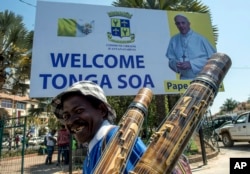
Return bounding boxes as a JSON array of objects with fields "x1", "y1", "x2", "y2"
[
  {"x1": 220, "y1": 98, "x2": 238, "y2": 113},
  {"x1": 27, "y1": 98, "x2": 60, "y2": 132},
  {"x1": 38, "y1": 127, "x2": 47, "y2": 136},
  {"x1": 28, "y1": 98, "x2": 52, "y2": 117},
  {"x1": 107, "y1": 95, "x2": 159, "y2": 140},
  {"x1": 47, "y1": 115, "x2": 60, "y2": 131},
  {"x1": 112, "y1": 0, "x2": 218, "y2": 43},
  {"x1": 247, "y1": 96, "x2": 250, "y2": 103},
  {"x1": 1, "y1": 148, "x2": 38, "y2": 159},
  {"x1": 183, "y1": 138, "x2": 199, "y2": 156},
  {"x1": 107, "y1": 95, "x2": 135, "y2": 123},
  {"x1": 111, "y1": 0, "x2": 218, "y2": 139},
  {"x1": 0, "y1": 108, "x2": 10, "y2": 127},
  {"x1": 0, "y1": 10, "x2": 33, "y2": 94}
]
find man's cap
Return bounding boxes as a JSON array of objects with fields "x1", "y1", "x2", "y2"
[{"x1": 51, "y1": 81, "x2": 116, "y2": 124}]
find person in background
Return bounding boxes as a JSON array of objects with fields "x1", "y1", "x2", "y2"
[
  {"x1": 45, "y1": 129, "x2": 57, "y2": 165},
  {"x1": 71, "y1": 137, "x2": 79, "y2": 164},
  {"x1": 25, "y1": 135, "x2": 30, "y2": 149},
  {"x1": 14, "y1": 135, "x2": 20, "y2": 149},
  {"x1": 71, "y1": 137, "x2": 77, "y2": 156},
  {"x1": 51, "y1": 80, "x2": 192, "y2": 173},
  {"x1": 24, "y1": 131, "x2": 31, "y2": 149},
  {"x1": 56, "y1": 124, "x2": 70, "y2": 166},
  {"x1": 166, "y1": 14, "x2": 216, "y2": 80},
  {"x1": 8, "y1": 137, "x2": 12, "y2": 151}
]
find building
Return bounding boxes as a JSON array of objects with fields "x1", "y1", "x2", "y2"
[{"x1": 0, "y1": 92, "x2": 49, "y2": 137}]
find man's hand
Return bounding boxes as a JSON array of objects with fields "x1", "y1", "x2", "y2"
[{"x1": 177, "y1": 61, "x2": 191, "y2": 70}]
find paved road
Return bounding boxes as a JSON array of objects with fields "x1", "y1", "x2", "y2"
[
  {"x1": 1, "y1": 141, "x2": 249, "y2": 174},
  {"x1": 190, "y1": 142, "x2": 250, "y2": 174}
]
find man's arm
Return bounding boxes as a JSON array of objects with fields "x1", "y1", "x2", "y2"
[{"x1": 48, "y1": 135, "x2": 57, "y2": 143}]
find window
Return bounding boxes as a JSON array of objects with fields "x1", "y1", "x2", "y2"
[
  {"x1": 212, "y1": 116, "x2": 234, "y2": 129},
  {"x1": 236, "y1": 115, "x2": 247, "y2": 124},
  {"x1": 1, "y1": 99, "x2": 12, "y2": 108},
  {"x1": 16, "y1": 102, "x2": 26, "y2": 110}
]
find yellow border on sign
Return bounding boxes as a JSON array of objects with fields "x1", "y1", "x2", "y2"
[
  {"x1": 164, "y1": 80, "x2": 225, "y2": 93},
  {"x1": 167, "y1": 11, "x2": 215, "y2": 47}
]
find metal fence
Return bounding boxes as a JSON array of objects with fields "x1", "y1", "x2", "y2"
[
  {"x1": 1, "y1": 116, "x2": 219, "y2": 174},
  {"x1": 0, "y1": 117, "x2": 86, "y2": 174}
]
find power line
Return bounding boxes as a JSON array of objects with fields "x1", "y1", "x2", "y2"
[{"x1": 19, "y1": 0, "x2": 36, "y2": 8}]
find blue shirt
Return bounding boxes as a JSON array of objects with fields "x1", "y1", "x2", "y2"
[
  {"x1": 83, "y1": 120, "x2": 192, "y2": 174},
  {"x1": 83, "y1": 121, "x2": 146, "y2": 174}
]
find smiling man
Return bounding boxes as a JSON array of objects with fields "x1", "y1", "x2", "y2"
[
  {"x1": 51, "y1": 80, "x2": 146, "y2": 174},
  {"x1": 51, "y1": 80, "x2": 192, "y2": 174}
]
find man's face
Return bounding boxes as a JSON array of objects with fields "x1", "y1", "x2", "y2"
[
  {"x1": 62, "y1": 95, "x2": 106, "y2": 144},
  {"x1": 175, "y1": 16, "x2": 190, "y2": 35}
]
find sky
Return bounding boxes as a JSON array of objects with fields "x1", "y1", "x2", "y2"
[{"x1": 1, "y1": 0, "x2": 250, "y2": 115}]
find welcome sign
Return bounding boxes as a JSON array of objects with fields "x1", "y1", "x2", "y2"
[{"x1": 30, "y1": 1, "x2": 215, "y2": 97}]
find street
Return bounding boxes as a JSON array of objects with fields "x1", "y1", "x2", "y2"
[
  {"x1": 1, "y1": 141, "x2": 249, "y2": 174},
  {"x1": 191, "y1": 142, "x2": 250, "y2": 174}
]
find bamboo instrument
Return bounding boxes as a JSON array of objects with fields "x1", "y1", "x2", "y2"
[
  {"x1": 93, "y1": 87, "x2": 153, "y2": 174},
  {"x1": 130, "y1": 53, "x2": 232, "y2": 174}
]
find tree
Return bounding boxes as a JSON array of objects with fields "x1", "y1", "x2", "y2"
[
  {"x1": 0, "y1": 108, "x2": 10, "y2": 127},
  {"x1": 247, "y1": 95, "x2": 250, "y2": 103},
  {"x1": 112, "y1": 0, "x2": 217, "y2": 42},
  {"x1": 0, "y1": 10, "x2": 33, "y2": 95},
  {"x1": 220, "y1": 98, "x2": 238, "y2": 113},
  {"x1": 28, "y1": 98, "x2": 59, "y2": 131},
  {"x1": 112, "y1": 0, "x2": 217, "y2": 124},
  {"x1": 108, "y1": 94, "x2": 157, "y2": 140}
]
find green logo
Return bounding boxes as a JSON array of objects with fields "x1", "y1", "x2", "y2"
[{"x1": 107, "y1": 11, "x2": 135, "y2": 43}]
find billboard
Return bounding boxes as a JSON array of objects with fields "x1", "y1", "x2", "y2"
[{"x1": 30, "y1": 1, "x2": 216, "y2": 97}]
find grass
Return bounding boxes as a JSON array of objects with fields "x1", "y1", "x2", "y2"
[
  {"x1": 1, "y1": 148, "x2": 38, "y2": 159},
  {"x1": 184, "y1": 138, "x2": 199, "y2": 156}
]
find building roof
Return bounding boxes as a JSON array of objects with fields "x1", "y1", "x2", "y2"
[{"x1": 0, "y1": 93, "x2": 30, "y2": 102}]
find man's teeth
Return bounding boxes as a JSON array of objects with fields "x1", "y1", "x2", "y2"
[{"x1": 72, "y1": 126, "x2": 85, "y2": 133}]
